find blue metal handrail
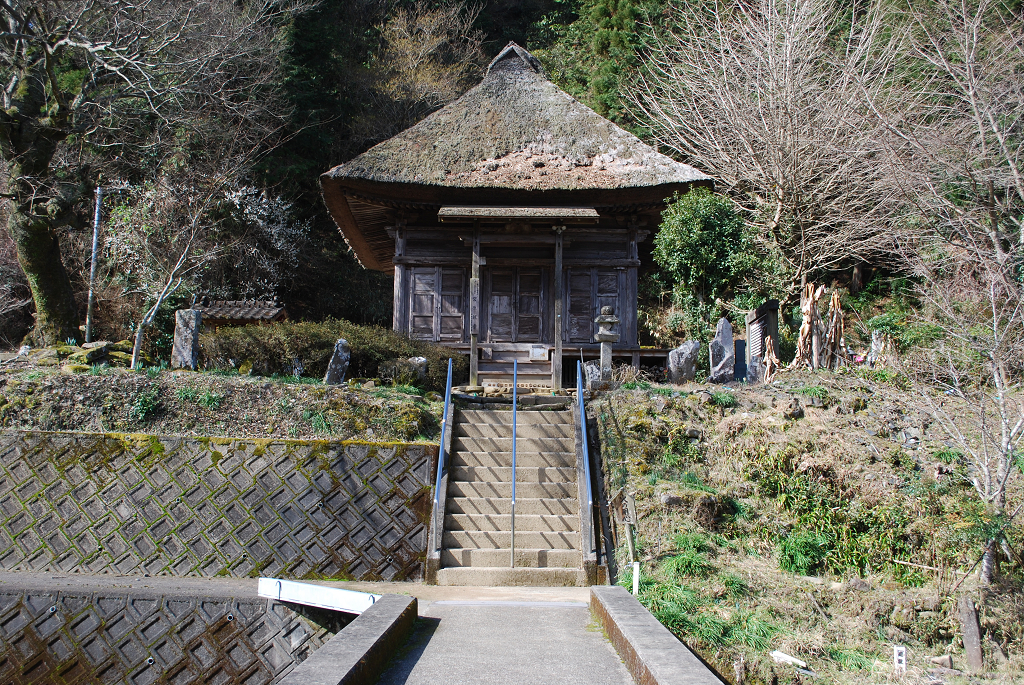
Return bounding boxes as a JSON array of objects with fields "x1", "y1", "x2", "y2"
[
  {"x1": 510, "y1": 360, "x2": 518, "y2": 568},
  {"x1": 432, "y1": 358, "x2": 454, "y2": 551},
  {"x1": 577, "y1": 360, "x2": 594, "y2": 554}
]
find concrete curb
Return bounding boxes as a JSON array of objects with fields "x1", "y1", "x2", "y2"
[
  {"x1": 276, "y1": 593, "x2": 418, "y2": 685},
  {"x1": 591, "y1": 586, "x2": 726, "y2": 685}
]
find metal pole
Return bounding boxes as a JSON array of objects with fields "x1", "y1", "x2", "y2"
[
  {"x1": 511, "y1": 360, "x2": 517, "y2": 568},
  {"x1": 85, "y1": 186, "x2": 103, "y2": 343}
]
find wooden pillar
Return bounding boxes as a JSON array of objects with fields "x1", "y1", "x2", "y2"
[
  {"x1": 392, "y1": 224, "x2": 407, "y2": 334},
  {"x1": 469, "y1": 225, "x2": 481, "y2": 388},
  {"x1": 552, "y1": 227, "x2": 564, "y2": 390}
]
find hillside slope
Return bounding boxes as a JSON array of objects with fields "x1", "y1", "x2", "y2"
[{"x1": 593, "y1": 370, "x2": 1022, "y2": 684}]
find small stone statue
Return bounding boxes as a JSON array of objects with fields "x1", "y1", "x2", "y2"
[{"x1": 594, "y1": 306, "x2": 620, "y2": 381}]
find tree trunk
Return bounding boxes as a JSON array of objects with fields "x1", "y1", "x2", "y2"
[
  {"x1": 7, "y1": 207, "x2": 79, "y2": 346},
  {"x1": 0, "y1": 64, "x2": 77, "y2": 346},
  {"x1": 979, "y1": 539, "x2": 997, "y2": 585}
]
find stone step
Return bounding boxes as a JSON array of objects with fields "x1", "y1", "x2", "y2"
[
  {"x1": 448, "y1": 481, "x2": 577, "y2": 499},
  {"x1": 450, "y1": 451, "x2": 574, "y2": 468},
  {"x1": 449, "y1": 465, "x2": 576, "y2": 484},
  {"x1": 447, "y1": 497, "x2": 577, "y2": 516},
  {"x1": 443, "y1": 530, "x2": 578, "y2": 550},
  {"x1": 455, "y1": 422, "x2": 575, "y2": 439},
  {"x1": 445, "y1": 513, "x2": 579, "y2": 532},
  {"x1": 458, "y1": 410, "x2": 573, "y2": 425},
  {"x1": 436, "y1": 567, "x2": 586, "y2": 587},
  {"x1": 452, "y1": 436, "x2": 574, "y2": 454},
  {"x1": 441, "y1": 548, "x2": 582, "y2": 568}
]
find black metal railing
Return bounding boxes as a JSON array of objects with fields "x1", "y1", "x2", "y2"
[{"x1": 432, "y1": 358, "x2": 454, "y2": 551}]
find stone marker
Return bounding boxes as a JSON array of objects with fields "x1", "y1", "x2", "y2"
[
  {"x1": 407, "y1": 356, "x2": 428, "y2": 384},
  {"x1": 171, "y1": 309, "x2": 202, "y2": 370},
  {"x1": 583, "y1": 360, "x2": 601, "y2": 390},
  {"x1": 668, "y1": 341, "x2": 699, "y2": 383},
  {"x1": 734, "y1": 339, "x2": 747, "y2": 381},
  {"x1": 959, "y1": 595, "x2": 983, "y2": 672},
  {"x1": 323, "y1": 338, "x2": 351, "y2": 385},
  {"x1": 593, "y1": 306, "x2": 620, "y2": 381},
  {"x1": 708, "y1": 317, "x2": 734, "y2": 383}
]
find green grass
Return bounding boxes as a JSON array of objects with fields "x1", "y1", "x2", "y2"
[
  {"x1": 710, "y1": 390, "x2": 736, "y2": 407},
  {"x1": 175, "y1": 386, "x2": 200, "y2": 403},
  {"x1": 828, "y1": 647, "x2": 874, "y2": 671},
  {"x1": 719, "y1": 572, "x2": 749, "y2": 598},
  {"x1": 302, "y1": 408, "x2": 331, "y2": 433},
  {"x1": 199, "y1": 391, "x2": 225, "y2": 410},
  {"x1": 661, "y1": 550, "x2": 715, "y2": 579},
  {"x1": 777, "y1": 530, "x2": 827, "y2": 575},
  {"x1": 794, "y1": 385, "x2": 829, "y2": 400}
]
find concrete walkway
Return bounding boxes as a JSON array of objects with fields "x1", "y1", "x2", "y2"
[{"x1": 374, "y1": 595, "x2": 633, "y2": 685}]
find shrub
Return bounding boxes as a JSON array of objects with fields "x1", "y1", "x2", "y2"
[
  {"x1": 777, "y1": 530, "x2": 827, "y2": 575},
  {"x1": 199, "y1": 319, "x2": 468, "y2": 391}
]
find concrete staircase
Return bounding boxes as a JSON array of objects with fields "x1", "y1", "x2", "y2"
[{"x1": 435, "y1": 408, "x2": 587, "y2": 586}]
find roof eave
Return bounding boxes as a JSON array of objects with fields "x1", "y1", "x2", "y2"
[{"x1": 320, "y1": 173, "x2": 385, "y2": 271}]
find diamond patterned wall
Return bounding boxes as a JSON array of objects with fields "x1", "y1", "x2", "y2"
[
  {"x1": 0, "y1": 431, "x2": 438, "y2": 581},
  {"x1": 0, "y1": 588, "x2": 334, "y2": 685}
]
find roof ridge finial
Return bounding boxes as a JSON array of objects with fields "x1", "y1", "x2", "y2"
[{"x1": 486, "y1": 41, "x2": 544, "y2": 76}]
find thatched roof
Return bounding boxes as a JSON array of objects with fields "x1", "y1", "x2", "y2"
[{"x1": 321, "y1": 43, "x2": 712, "y2": 271}]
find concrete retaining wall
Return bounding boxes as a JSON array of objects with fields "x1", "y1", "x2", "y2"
[
  {"x1": 0, "y1": 584, "x2": 333, "y2": 685},
  {"x1": 0, "y1": 431, "x2": 437, "y2": 580}
]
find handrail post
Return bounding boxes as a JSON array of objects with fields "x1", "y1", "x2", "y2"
[
  {"x1": 511, "y1": 360, "x2": 517, "y2": 568},
  {"x1": 433, "y1": 358, "x2": 454, "y2": 550}
]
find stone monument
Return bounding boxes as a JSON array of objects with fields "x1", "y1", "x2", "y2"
[
  {"x1": 170, "y1": 309, "x2": 202, "y2": 370},
  {"x1": 323, "y1": 339, "x2": 350, "y2": 385},
  {"x1": 709, "y1": 317, "x2": 734, "y2": 384},
  {"x1": 668, "y1": 341, "x2": 699, "y2": 383},
  {"x1": 594, "y1": 306, "x2": 620, "y2": 381}
]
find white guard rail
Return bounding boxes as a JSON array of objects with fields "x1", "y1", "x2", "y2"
[{"x1": 258, "y1": 577, "x2": 381, "y2": 614}]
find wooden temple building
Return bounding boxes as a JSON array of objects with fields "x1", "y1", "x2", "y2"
[{"x1": 321, "y1": 44, "x2": 710, "y2": 390}]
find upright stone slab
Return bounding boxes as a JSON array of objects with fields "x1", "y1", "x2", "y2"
[
  {"x1": 323, "y1": 338, "x2": 351, "y2": 385},
  {"x1": 709, "y1": 317, "x2": 734, "y2": 384},
  {"x1": 734, "y1": 339, "x2": 747, "y2": 381},
  {"x1": 170, "y1": 309, "x2": 201, "y2": 370},
  {"x1": 583, "y1": 360, "x2": 601, "y2": 390},
  {"x1": 668, "y1": 341, "x2": 699, "y2": 383}
]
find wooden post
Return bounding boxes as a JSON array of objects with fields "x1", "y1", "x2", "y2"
[
  {"x1": 469, "y1": 225, "x2": 481, "y2": 388},
  {"x1": 553, "y1": 227, "x2": 563, "y2": 390},
  {"x1": 392, "y1": 224, "x2": 407, "y2": 334}
]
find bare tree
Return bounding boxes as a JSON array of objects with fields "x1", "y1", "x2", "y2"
[
  {"x1": 0, "y1": 0, "x2": 309, "y2": 345},
  {"x1": 870, "y1": 0, "x2": 1024, "y2": 583},
  {"x1": 627, "y1": 0, "x2": 900, "y2": 305},
  {"x1": 354, "y1": 1, "x2": 486, "y2": 144}
]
